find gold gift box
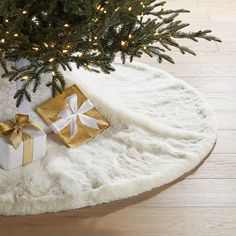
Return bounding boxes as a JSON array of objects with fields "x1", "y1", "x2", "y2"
[{"x1": 37, "y1": 84, "x2": 109, "y2": 148}]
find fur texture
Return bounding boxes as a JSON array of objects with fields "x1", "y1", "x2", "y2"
[{"x1": 0, "y1": 62, "x2": 217, "y2": 215}]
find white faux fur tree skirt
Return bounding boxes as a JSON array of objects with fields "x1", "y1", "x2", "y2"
[{"x1": 0, "y1": 62, "x2": 217, "y2": 216}]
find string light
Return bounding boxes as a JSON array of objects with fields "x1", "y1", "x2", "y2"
[
  {"x1": 143, "y1": 46, "x2": 147, "y2": 50},
  {"x1": 44, "y1": 42, "x2": 49, "y2": 48},
  {"x1": 128, "y1": 7, "x2": 132, "y2": 12},
  {"x1": 1, "y1": 39, "x2": 5, "y2": 43},
  {"x1": 64, "y1": 23, "x2": 69, "y2": 28},
  {"x1": 121, "y1": 41, "x2": 127, "y2": 47},
  {"x1": 5, "y1": 19, "x2": 9, "y2": 23},
  {"x1": 14, "y1": 33, "x2": 18, "y2": 37},
  {"x1": 22, "y1": 10, "x2": 27, "y2": 15},
  {"x1": 140, "y1": 2, "x2": 146, "y2": 8},
  {"x1": 32, "y1": 47, "x2": 39, "y2": 51},
  {"x1": 51, "y1": 71, "x2": 56, "y2": 76},
  {"x1": 22, "y1": 75, "x2": 29, "y2": 80},
  {"x1": 49, "y1": 58, "x2": 55, "y2": 62},
  {"x1": 62, "y1": 49, "x2": 68, "y2": 53},
  {"x1": 128, "y1": 34, "x2": 132, "y2": 39}
]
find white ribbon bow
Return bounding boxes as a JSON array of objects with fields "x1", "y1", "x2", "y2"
[{"x1": 50, "y1": 94, "x2": 99, "y2": 138}]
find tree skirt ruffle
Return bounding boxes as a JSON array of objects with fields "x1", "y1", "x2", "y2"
[{"x1": 0, "y1": 62, "x2": 217, "y2": 215}]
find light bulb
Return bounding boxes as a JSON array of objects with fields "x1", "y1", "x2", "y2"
[
  {"x1": 22, "y1": 76, "x2": 29, "y2": 80},
  {"x1": 32, "y1": 47, "x2": 39, "y2": 51}
]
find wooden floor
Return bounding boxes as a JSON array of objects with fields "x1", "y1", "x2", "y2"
[{"x1": 1, "y1": 1, "x2": 236, "y2": 235}]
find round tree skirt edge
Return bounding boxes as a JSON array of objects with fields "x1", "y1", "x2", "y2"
[{"x1": 0, "y1": 61, "x2": 217, "y2": 215}]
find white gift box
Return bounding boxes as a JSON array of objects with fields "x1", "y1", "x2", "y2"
[{"x1": 0, "y1": 128, "x2": 46, "y2": 170}]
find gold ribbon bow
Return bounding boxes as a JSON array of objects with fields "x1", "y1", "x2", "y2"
[{"x1": 0, "y1": 114, "x2": 42, "y2": 166}]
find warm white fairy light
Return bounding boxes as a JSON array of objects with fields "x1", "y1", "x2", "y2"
[
  {"x1": 62, "y1": 49, "x2": 68, "y2": 53},
  {"x1": 64, "y1": 23, "x2": 69, "y2": 28},
  {"x1": 49, "y1": 58, "x2": 55, "y2": 62},
  {"x1": 128, "y1": 7, "x2": 132, "y2": 12},
  {"x1": 140, "y1": 2, "x2": 146, "y2": 8},
  {"x1": 22, "y1": 75, "x2": 29, "y2": 80},
  {"x1": 22, "y1": 10, "x2": 27, "y2": 15},
  {"x1": 51, "y1": 71, "x2": 56, "y2": 76},
  {"x1": 14, "y1": 33, "x2": 18, "y2": 37},
  {"x1": 1, "y1": 39, "x2": 5, "y2": 43},
  {"x1": 121, "y1": 41, "x2": 127, "y2": 47},
  {"x1": 32, "y1": 46, "x2": 39, "y2": 51}
]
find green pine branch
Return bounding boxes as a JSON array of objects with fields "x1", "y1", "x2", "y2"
[{"x1": 0, "y1": 0, "x2": 221, "y2": 106}]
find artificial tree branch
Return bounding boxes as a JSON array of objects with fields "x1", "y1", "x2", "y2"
[{"x1": 0, "y1": 0, "x2": 221, "y2": 106}]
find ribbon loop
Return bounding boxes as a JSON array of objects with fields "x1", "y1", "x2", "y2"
[
  {"x1": 50, "y1": 94, "x2": 99, "y2": 138},
  {"x1": 0, "y1": 114, "x2": 41, "y2": 149}
]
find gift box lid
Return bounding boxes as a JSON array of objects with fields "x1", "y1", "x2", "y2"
[{"x1": 37, "y1": 84, "x2": 109, "y2": 148}]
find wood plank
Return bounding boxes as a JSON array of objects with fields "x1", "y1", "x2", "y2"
[
  {"x1": 197, "y1": 0, "x2": 236, "y2": 6},
  {"x1": 205, "y1": 94, "x2": 236, "y2": 112},
  {"x1": 214, "y1": 110, "x2": 236, "y2": 130},
  {"x1": 156, "y1": 64, "x2": 236, "y2": 77},
  {"x1": 188, "y1": 154, "x2": 236, "y2": 179},
  {"x1": 209, "y1": 13, "x2": 236, "y2": 22},
  {"x1": 217, "y1": 41, "x2": 236, "y2": 52},
  {"x1": 182, "y1": 77, "x2": 236, "y2": 94},
  {"x1": 213, "y1": 130, "x2": 236, "y2": 154},
  {"x1": 0, "y1": 207, "x2": 235, "y2": 236},
  {"x1": 106, "y1": 179, "x2": 236, "y2": 207}
]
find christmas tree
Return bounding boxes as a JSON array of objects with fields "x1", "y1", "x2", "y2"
[{"x1": 0, "y1": 0, "x2": 221, "y2": 106}]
